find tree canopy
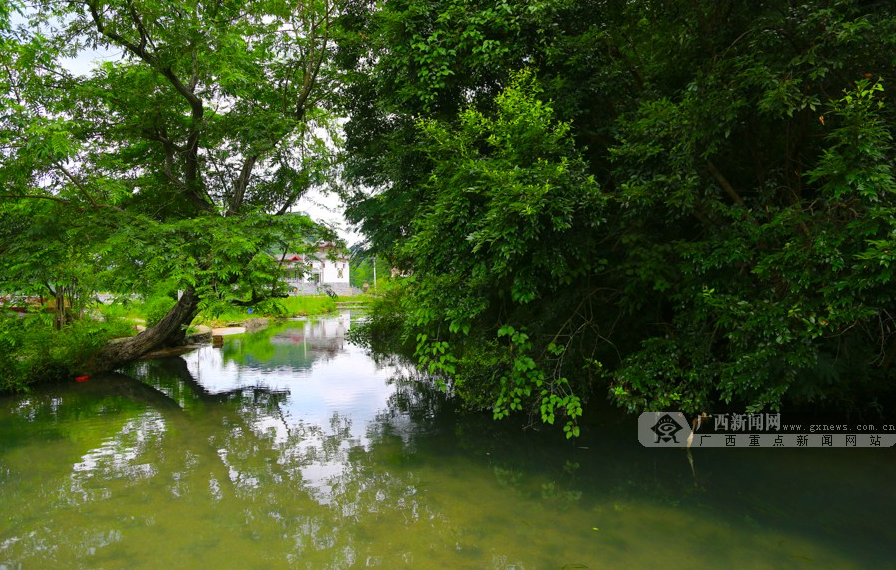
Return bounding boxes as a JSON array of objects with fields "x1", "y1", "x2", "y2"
[
  {"x1": 337, "y1": 0, "x2": 896, "y2": 432},
  {"x1": 4, "y1": 0, "x2": 896, "y2": 430},
  {"x1": 1, "y1": 0, "x2": 341, "y2": 362}
]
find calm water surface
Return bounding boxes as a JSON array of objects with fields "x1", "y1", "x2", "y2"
[{"x1": 1, "y1": 311, "x2": 894, "y2": 569}]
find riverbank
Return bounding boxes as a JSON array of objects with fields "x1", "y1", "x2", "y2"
[
  {"x1": 191, "y1": 296, "x2": 344, "y2": 328},
  {"x1": 0, "y1": 295, "x2": 372, "y2": 393}
]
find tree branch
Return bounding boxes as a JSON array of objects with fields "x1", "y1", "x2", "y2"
[
  {"x1": 295, "y1": 1, "x2": 331, "y2": 119},
  {"x1": 86, "y1": 0, "x2": 211, "y2": 212},
  {"x1": 0, "y1": 194, "x2": 74, "y2": 206},
  {"x1": 227, "y1": 154, "x2": 258, "y2": 216},
  {"x1": 189, "y1": 47, "x2": 199, "y2": 91},
  {"x1": 87, "y1": 1, "x2": 201, "y2": 114},
  {"x1": 55, "y1": 163, "x2": 99, "y2": 207},
  {"x1": 55, "y1": 163, "x2": 125, "y2": 211},
  {"x1": 87, "y1": 1, "x2": 153, "y2": 65},
  {"x1": 274, "y1": 180, "x2": 308, "y2": 216},
  {"x1": 124, "y1": 0, "x2": 150, "y2": 52},
  {"x1": 145, "y1": 127, "x2": 188, "y2": 154},
  {"x1": 706, "y1": 160, "x2": 747, "y2": 207}
]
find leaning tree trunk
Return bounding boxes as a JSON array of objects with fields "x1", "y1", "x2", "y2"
[{"x1": 85, "y1": 286, "x2": 201, "y2": 374}]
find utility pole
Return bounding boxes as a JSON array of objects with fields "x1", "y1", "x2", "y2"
[{"x1": 373, "y1": 257, "x2": 377, "y2": 294}]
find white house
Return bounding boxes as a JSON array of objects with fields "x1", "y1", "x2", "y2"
[{"x1": 280, "y1": 243, "x2": 354, "y2": 295}]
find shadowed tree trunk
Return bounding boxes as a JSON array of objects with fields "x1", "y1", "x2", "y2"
[{"x1": 85, "y1": 286, "x2": 201, "y2": 374}]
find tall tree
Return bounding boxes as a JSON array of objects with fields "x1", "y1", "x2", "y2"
[
  {"x1": 1, "y1": 0, "x2": 341, "y2": 370},
  {"x1": 338, "y1": 0, "x2": 896, "y2": 431}
]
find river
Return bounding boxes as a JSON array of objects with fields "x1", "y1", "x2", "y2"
[{"x1": 0, "y1": 311, "x2": 893, "y2": 569}]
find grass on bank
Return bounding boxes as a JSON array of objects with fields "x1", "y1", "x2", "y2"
[
  {"x1": 1, "y1": 293, "x2": 372, "y2": 391},
  {"x1": 96, "y1": 294, "x2": 370, "y2": 328},
  {"x1": 192, "y1": 295, "x2": 344, "y2": 327}
]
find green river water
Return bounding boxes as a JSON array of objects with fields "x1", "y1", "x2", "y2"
[{"x1": 1, "y1": 311, "x2": 894, "y2": 569}]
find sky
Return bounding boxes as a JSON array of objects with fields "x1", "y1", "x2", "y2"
[{"x1": 294, "y1": 187, "x2": 364, "y2": 247}]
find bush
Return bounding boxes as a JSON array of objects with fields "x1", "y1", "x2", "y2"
[
  {"x1": 192, "y1": 295, "x2": 340, "y2": 326},
  {"x1": 346, "y1": 284, "x2": 411, "y2": 353},
  {"x1": 96, "y1": 297, "x2": 143, "y2": 321},
  {"x1": 0, "y1": 312, "x2": 135, "y2": 392},
  {"x1": 143, "y1": 295, "x2": 177, "y2": 327}
]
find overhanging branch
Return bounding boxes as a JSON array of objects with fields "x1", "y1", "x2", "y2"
[{"x1": 0, "y1": 193, "x2": 76, "y2": 207}]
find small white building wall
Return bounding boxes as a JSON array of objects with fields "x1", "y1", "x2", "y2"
[
  {"x1": 284, "y1": 254, "x2": 350, "y2": 285},
  {"x1": 319, "y1": 258, "x2": 349, "y2": 284}
]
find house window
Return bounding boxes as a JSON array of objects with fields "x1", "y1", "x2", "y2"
[{"x1": 337, "y1": 268, "x2": 344, "y2": 279}]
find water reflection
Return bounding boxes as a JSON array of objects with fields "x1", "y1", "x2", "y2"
[
  {"x1": 214, "y1": 313, "x2": 350, "y2": 373},
  {"x1": 0, "y1": 311, "x2": 894, "y2": 569}
]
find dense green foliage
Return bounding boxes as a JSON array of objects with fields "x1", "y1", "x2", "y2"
[
  {"x1": 0, "y1": 0, "x2": 343, "y2": 373},
  {"x1": 0, "y1": 0, "x2": 341, "y2": 302},
  {"x1": 4, "y1": 0, "x2": 896, "y2": 430},
  {"x1": 0, "y1": 311, "x2": 134, "y2": 391},
  {"x1": 338, "y1": 0, "x2": 896, "y2": 431}
]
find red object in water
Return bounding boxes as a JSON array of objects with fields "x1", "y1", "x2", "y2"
[{"x1": 74, "y1": 375, "x2": 89, "y2": 383}]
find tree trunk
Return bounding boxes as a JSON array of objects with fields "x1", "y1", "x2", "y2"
[
  {"x1": 85, "y1": 286, "x2": 201, "y2": 374},
  {"x1": 55, "y1": 287, "x2": 66, "y2": 330}
]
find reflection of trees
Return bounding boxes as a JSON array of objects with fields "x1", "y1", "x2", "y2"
[
  {"x1": 220, "y1": 317, "x2": 350, "y2": 371},
  {"x1": 122, "y1": 357, "x2": 479, "y2": 568},
  {"x1": 4, "y1": 336, "x2": 894, "y2": 570},
  {"x1": 117, "y1": 357, "x2": 450, "y2": 568},
  {"x1": 0, "y1": 310, "x2": 707, "y2": 569},
  {"x1": 126, "y1": 356, "x2": 290, "y2": 410},
  {"x1": 376, "y1": 374, "x2": 452, "y2": 431},
  {"x1": 2, "y1": 346, "x2": 673, "y2": 570}
]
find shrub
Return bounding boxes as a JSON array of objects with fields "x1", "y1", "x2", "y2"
[
  {"x1": 0, "y1": 312, "x2": 135, "y2": 392},
  {"x1": 143, "y1": 295, "x2": 177, "y2": 327}
]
